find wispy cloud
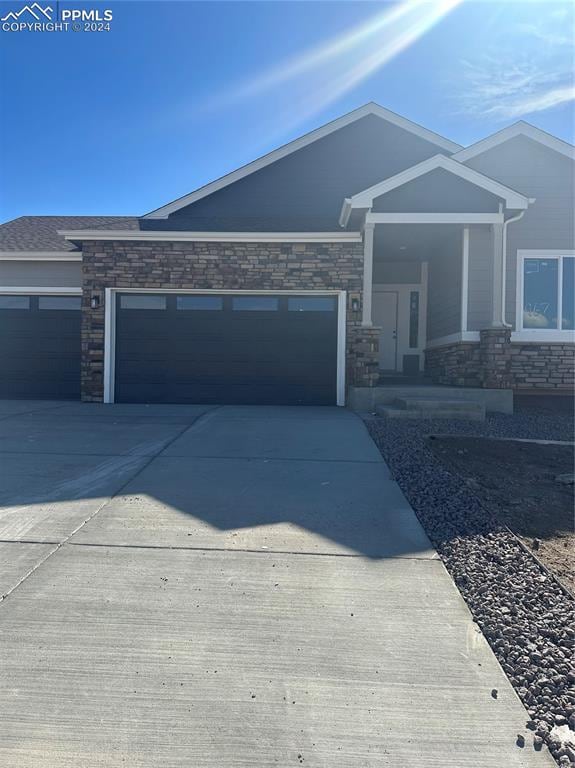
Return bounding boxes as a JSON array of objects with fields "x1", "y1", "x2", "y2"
[
  {"x1": 458, "y1": 57, "x2": 574, "y2": 119},
  {"x1": 454, "y1": 6, "x2": 574, "y2": 121}
]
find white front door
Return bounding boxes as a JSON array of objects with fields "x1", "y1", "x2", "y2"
[{"x1": 372, "y1": 291, "x2": 398, "y2": 370}]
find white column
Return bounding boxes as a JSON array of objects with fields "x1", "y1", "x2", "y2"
[
  {"x1": 362, "y1": 222, "x2": 375, "y2": 327},
  {"x1": 461, "y1": 227, "x2": 469, "y2": 332},
  {"x1": 491, "y1": 222, "x2": 505, "y2": 327}
]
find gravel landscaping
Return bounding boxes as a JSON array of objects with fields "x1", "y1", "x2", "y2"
[
  {"x1": 427, "y1": 437, "x2": 574, "y2": 592},
  {"x1": 365, "y1": 408, "x2": 575, "y2": 767}
]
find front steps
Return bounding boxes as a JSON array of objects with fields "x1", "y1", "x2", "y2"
[
  {"x1": 377, "y1": 396, "x2": 486, "y2": 421},
  {"x1": 348, "y1": 385, "x2": 513, "y2": 414}
]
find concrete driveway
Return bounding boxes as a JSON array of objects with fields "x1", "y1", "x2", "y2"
[{"x1": 0, "y1": 401, "x2": 551, "y2": 767}]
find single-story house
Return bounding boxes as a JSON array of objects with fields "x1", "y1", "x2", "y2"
[{"x1": 0, "y1": 102, "x2": 573, "y2": 406}]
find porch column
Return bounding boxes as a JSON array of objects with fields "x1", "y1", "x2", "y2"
[
  {"x1": 461, "y1": 226, "x2": 469, "y2": 332},
  {"x1": 362, "y1": 222, "x2": 375, "y2": 326},
  {"x1": 491, "y1": 221, "x2": 505, "y2": 327}
]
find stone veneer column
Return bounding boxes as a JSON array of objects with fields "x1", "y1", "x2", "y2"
[
  {"x1": 479, "y1": 327, "x2": 511, "y2": 389},
  {"x1": 346, "y1": 324, "x2": 380, "y2": 387}
]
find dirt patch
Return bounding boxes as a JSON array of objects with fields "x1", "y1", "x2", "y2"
[{"x1": 427, "y1": 436, "x2": 575, "y2": 593}]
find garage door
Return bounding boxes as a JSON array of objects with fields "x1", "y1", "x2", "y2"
[
  {"x1": 114, "y1": 293, "x2": 339, "y2": 405},
  {"x1": 0, "y1": 294, "x2": 81, "y2": 399}
]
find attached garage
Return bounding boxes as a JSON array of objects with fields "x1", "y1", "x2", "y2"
[
  {"x1": 112, "y1": 292, "x2": 342, "y2": 405},
  {"x1": 0, "y1": 293, "x2": 81, "y2": 399}
]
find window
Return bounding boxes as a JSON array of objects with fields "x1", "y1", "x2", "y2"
[
  {"x1": 232, "y1": 297, "x2": 278, "y2": 311},
  {"x1": 521, "y1": 256, "x2": 574, "y2": 332},
  {"x1": 408, "y1": 291, "x2": 419, "y2": 348},
  {"x1": 288, "y1": 297, "x2": 335, "y2": 312},
  {"x1": 177, "y1": 295, "x2": 222, "y2": 311},
  {"x1": 120, "y1": 294, "x2": 166, "y2": 310},
  {"x1": 0, "y1": 295, "x2": 30, "y2": 309},
  {"x1": 38, "y1": 296, "x2": 81, "y2": 310}
]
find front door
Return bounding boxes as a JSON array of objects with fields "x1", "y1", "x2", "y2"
[{"x1": 372, "y1": 291, "x2": 398, "y2": 370}]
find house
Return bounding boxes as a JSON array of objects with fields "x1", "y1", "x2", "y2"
[{"x1": 0, "y1": 103, "x2": 573, "y2": 406}]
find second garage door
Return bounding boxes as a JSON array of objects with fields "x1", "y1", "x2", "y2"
[
  {"x1": 114, "y1": 293, "x2": 339, "y2": 405},
  {"x1": 0, "y1": 293, "x2": 81, "y2": 399}
]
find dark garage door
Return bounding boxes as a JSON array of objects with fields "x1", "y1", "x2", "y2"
[
  {"x1": 0, "y1": 294, "x2": 81, "y2": 399},
  {"x1": 115, "y1": 293, "x2": 339, "y2": 405}
]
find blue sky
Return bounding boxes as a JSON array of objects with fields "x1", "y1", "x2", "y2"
[{"x1": 0, "y1": 0, "x2": 573, "y2": 222}]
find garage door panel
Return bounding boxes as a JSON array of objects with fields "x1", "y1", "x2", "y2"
[
  {"x1": 115, "y1": 293, "x2": 338, "y2": 405},
  {"x1": 0, "y1": 298, "x2": 81, "y2": 400}
]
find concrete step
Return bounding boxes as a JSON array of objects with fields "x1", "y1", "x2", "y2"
[
  {"x1": 377, "y1": 398, "x2": 485, "y2": 421},
  {"x1": 394, "y1": 397, "x2": 485, "y2": 414}
]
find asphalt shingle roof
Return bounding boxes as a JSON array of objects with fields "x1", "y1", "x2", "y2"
[{"x1": 0, "y1": 216, "x2": 141, "y2": 252}]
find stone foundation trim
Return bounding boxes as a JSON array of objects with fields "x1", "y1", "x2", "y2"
[{"x1": 425, "y1": 335, "x2": 575, "y2": 391}]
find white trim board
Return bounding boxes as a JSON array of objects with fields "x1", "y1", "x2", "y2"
[
  {"x1": 511, "y1": 330, "x2": 575, "y2": 343},
  {"x1": 0, "y1": 286, "x2": 82, "y2": 294},
  {"x1": 340, "y1": 154, "x2": 531, "y2": 225},
  {"x1": 103, "y1": 288, "x2": 347, "y2": 407},
  {"x1": 60, "y1": 230, "x2": 362, "y2": 244},
  {"x1": 454, "y1": 121, "x2": 575, "y2": 162},
  {"x1": 143, "y1": 103, "x2": 462, "y2": 219},
  {"x1": 425, "y1": 332, "x2": 480, "y2": 349},
  {"x1": 365, "y1": 212, "x2": 504, "y2": 225},
  {"x1": 425, "y1": 330, "x2": 575, "y2": 348},
  {"x1": 461, "y1": 227, "x2": 469, "y2": 333},
  {"x1": 0, "y1": 251, "x2": 82, "y2": 261}
]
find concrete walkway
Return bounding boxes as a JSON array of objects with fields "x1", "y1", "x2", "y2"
[{"x1": 0, "y1": 401, "x2": 552, "y2": 767}]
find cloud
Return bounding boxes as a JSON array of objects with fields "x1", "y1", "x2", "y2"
[
  {"x1": 458, "y1": 57, "x2": 574, "y2": 119},
  {"x1": 454, "y1": 7, "x2": 574, "y2": 121}
]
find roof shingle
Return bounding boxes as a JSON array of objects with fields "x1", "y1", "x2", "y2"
[{"x1": 0, "y1": 216, "x2": 140, "y2": 252}]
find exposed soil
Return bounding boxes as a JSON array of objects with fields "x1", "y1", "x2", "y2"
[{"x1": 427, "y1": 436, "x2": 575, "y2": 593}]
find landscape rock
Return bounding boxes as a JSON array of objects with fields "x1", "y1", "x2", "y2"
[{"x1": 365, "y1": 411, "x2": 575, "y2": 768}]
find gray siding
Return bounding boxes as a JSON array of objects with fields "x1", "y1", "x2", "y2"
[
  {"x1": 426, "y1": 231, "x2": 462, "y2": 340},
  {"x1": 465, "y1": 136, "x2": 575, "y2": 328},
  {"x1": 374, "y1": 168, "x2": 502, "y2": 213},
  {"x1": 0, "y1": 261, "x2": 82, "y2": 287},
  {"x1": 467, "y1": 226, "x2": 493, "y2": 331},
  {"x1": 373, "y1": 261, "x2": 421, "y2": 284},
  {"x1": 140, "y1": 115, "x2": 451, "y2": 232}
]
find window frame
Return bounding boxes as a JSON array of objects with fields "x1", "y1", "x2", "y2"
[{"x1": 516, "y1": 251, "x2": 575, "y2": 340}]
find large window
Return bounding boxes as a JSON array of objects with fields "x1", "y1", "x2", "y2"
[{"x1": 521, "y1": 255, "x2": 574, "y2": 332}]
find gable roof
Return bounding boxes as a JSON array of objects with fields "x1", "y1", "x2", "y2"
[
  {"x1": 453, "y1": 121, "x2": 575, "y2": 163},
  {"x1": 339, "y1": 154, "x2": 532, "y2": 226},
  {"x1": 0, "y1": 216, "x2": 140, "y2": 253},
  {"x1": 143, "y1": 102, "x2": 463, "y2": 219}
]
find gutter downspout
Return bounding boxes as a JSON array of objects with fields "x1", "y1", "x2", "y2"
[{"x1": 501, "y1": 209, "x2": 526, "y2": 327}]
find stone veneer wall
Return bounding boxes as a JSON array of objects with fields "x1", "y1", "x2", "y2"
[
  {"x1": 346, "y1": 325, "x2": 380, "y2": 388},
  {"x1": 425, "y1": 334, "x2": 574, "y2": 391},
  {"x1": 510, "y1": 343, "x2": 574, "y2": 390},
  {"x1": 81, "y1": 239, "x2": 376, "y2": 401},
  {"x1": 424, "y1": 342, "x2": 482, "y2": 387}
]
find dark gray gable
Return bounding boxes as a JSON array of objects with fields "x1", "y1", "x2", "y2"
[
  {"x1": 140, "y1": 115, "x2": 450, "y2": 232},
  {"x1": 373, "y1": 168, "x2": 505, "y2": 214}
]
